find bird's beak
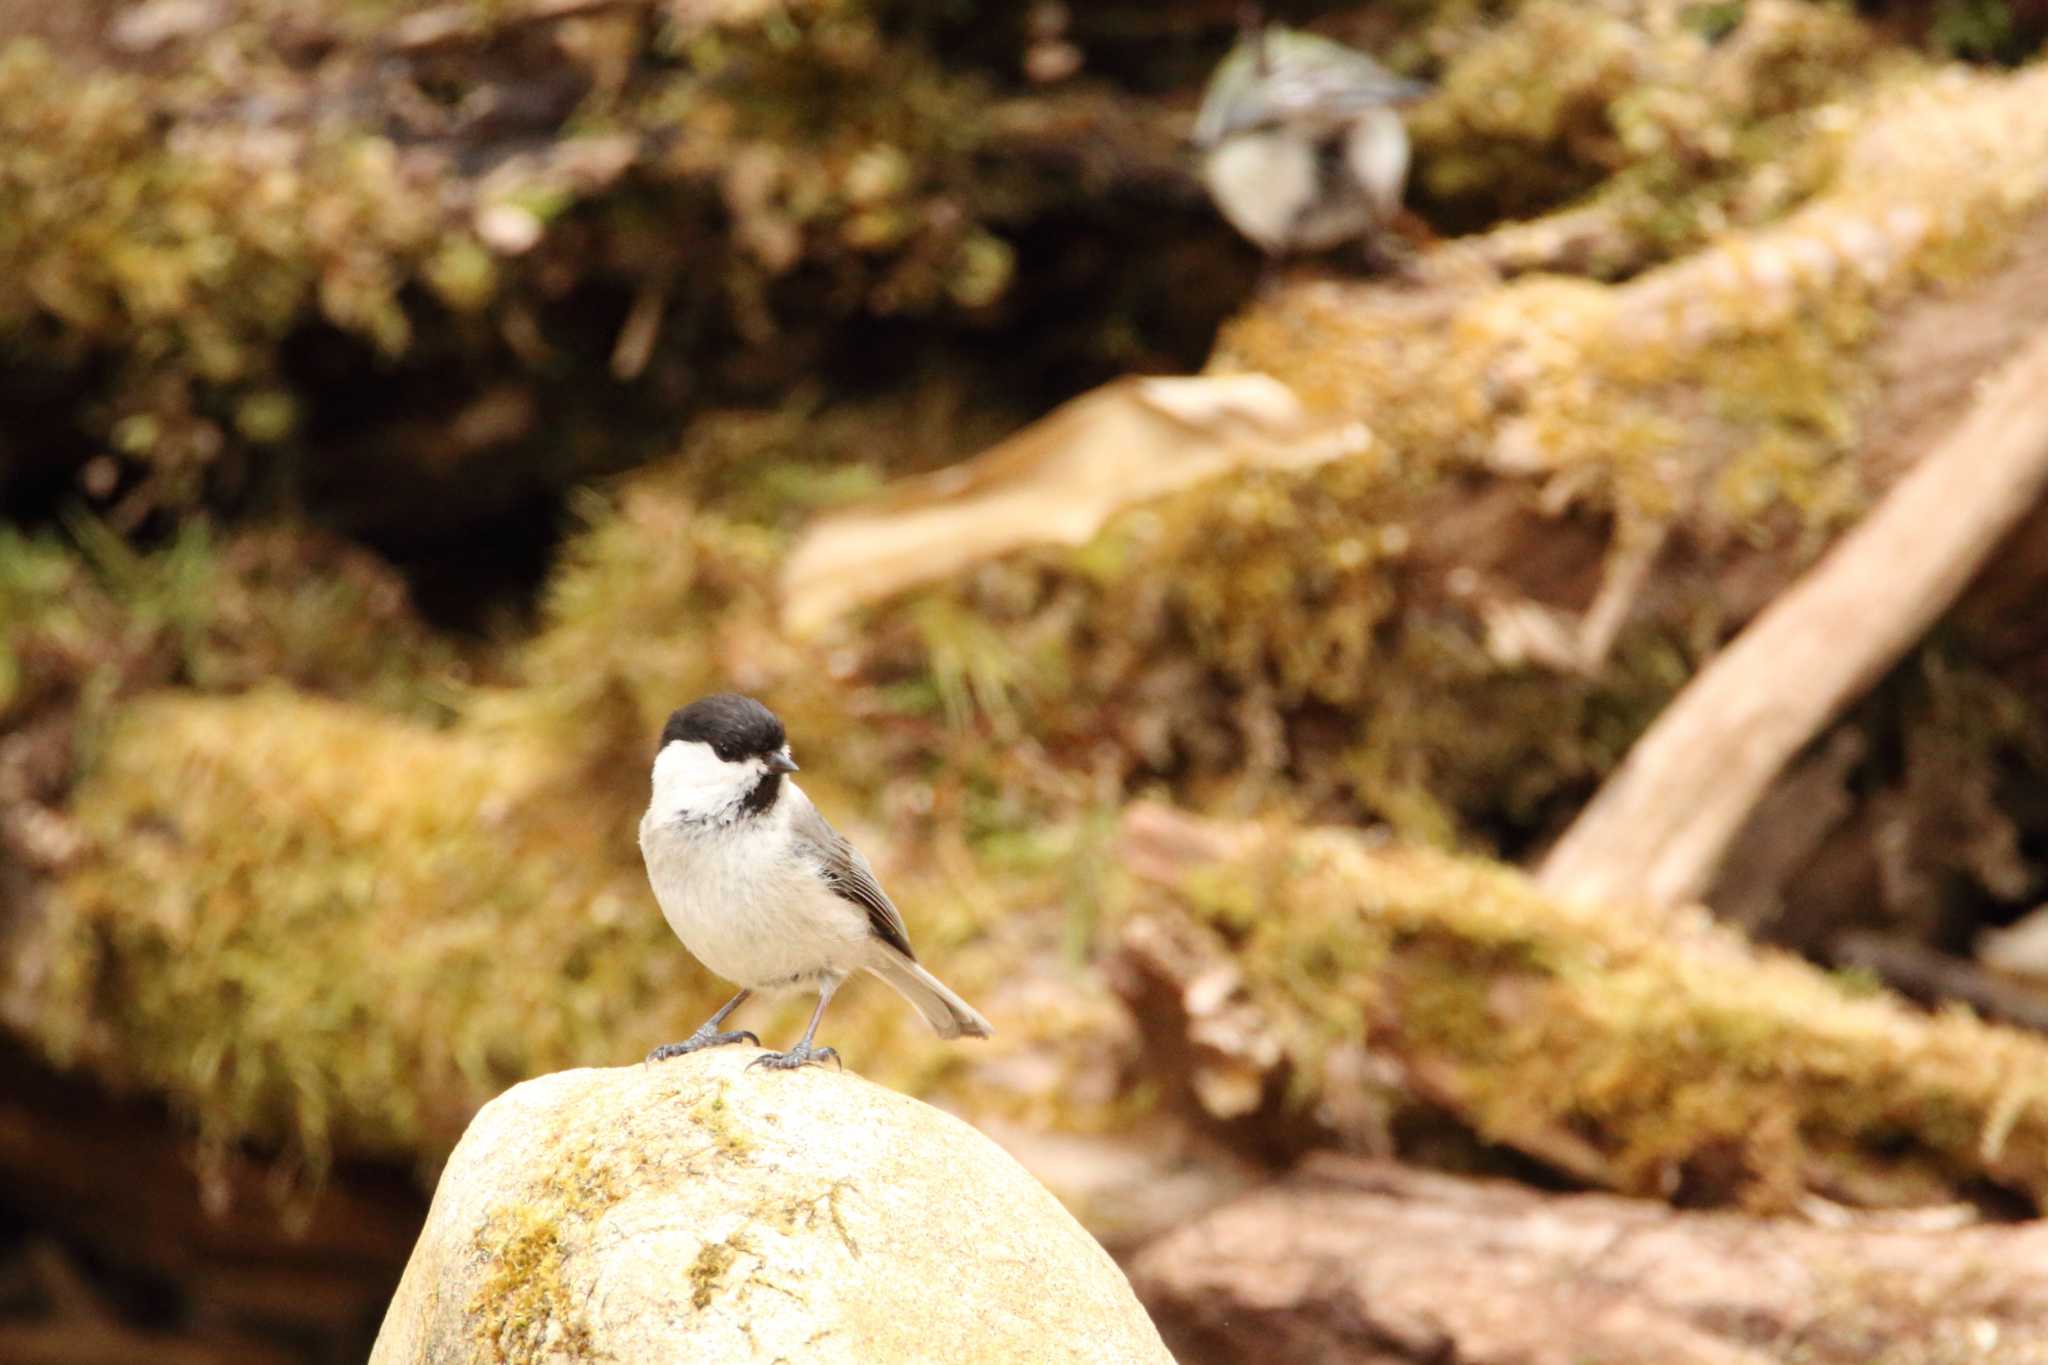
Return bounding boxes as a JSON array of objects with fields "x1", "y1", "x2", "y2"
[{"x1": 767, "y1": 748, "x2": 799, "y2": 774}]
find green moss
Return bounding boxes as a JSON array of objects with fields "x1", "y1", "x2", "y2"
[
  {"x1": 1161, "y1": 822, "x2": 2048, "y2": 1209},
  {"x1": 1410, "y1": 0, "x2": 1890, "y2": 244},
  {"x1": 20, "y1": 11, "x2": 2048, "y2": 1195},
  {"x1": 28, "y1": 628, "x2": 1084, "y2": 1171},
  {"x1": 687, "y1": 1231, "x2": 750, "y2": 1312},
  {"x1": 468, "y1": 1140, "x2": 628, "y2": 1362},
  {"x1": 1932, "y1": 0, "x2": 2048, "y2": 63},
  {"x1": 1411, "y1": 1, "x2": 1649, "y2": 217},
  {"x1": 690, "y1": 1086, "x2": 756, "y2": 1159},
  {"x1": 0, "y1": 38, "x2": 454, "y2": 499},
  {"x1": 0, "y1": 519, "x2": 460, "y2": 747},
  {"x1": 0, "y1": 2, "x2": 1070, "y2": 521}
]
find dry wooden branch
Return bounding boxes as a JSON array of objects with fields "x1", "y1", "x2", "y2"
[
  {"x1": 385, "y1": 0, "x2": 653, "y2": 53},
  {"x1": 1539, "y1": 326, "x2": 2048, "y2": 909},
  {"x1": 1830, "y1": 931, "x2": 2048, "y2": 1034},
  {"x1": 1469, "y1": 517, "x2": 1671, "y2": 674},
  {"x1": 1133, "y1": 1154, "x2": 2040, "y2": 1365}
]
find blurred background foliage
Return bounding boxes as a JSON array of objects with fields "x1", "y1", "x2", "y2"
[{"x1": 7, "y1": 0, "x2": 2048, "y2": 1360}]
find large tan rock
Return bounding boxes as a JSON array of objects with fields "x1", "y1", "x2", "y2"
[{"x1": 370, "y1": 1051, "x2": 1172, "y2": 1364}]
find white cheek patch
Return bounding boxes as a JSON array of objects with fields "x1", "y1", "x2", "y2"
[
  {"x1": 650, "y1": 740, "x2": 757, "y2": 820},
  {"x1": 1345, "y1": 109, "x2": 1411, "y2": 217},
  {"x1": 1204, "y1": 131, "x2": 1316, "y2": 255}
]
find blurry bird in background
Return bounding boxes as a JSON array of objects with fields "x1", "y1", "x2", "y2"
[{"x1": 1192, "y1": 8, "x2": 1429, "y2": 260}]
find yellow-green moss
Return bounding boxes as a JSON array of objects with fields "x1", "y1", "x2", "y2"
[
  {"x1": 0, "y1": 38, "x2": 453, "y2": 496},
  {"x1": 0, "y1": 1, "x2": 1036, "y2": 514},
  {"x1": 1410, "y1": 0, "x2": 1893, "y2": 252},
  {"x1": 0, "y1": 520, "x2": 461, "y2": 738},
  {"x1": 468, "y1": 1139, "x2": 629, "y2": 1363},
  {"x1": 1164, "y1": 822, "x2": 2048, "y2": 1209},
  {"x1": 690, "y1": 1086, "x2": 756, "y2": 1160},
  {"x1": 686, "y1": 1231, "x2": 749, "y2": 1312},
  {"x1": 28, "y1": 653, "x2": 1104, "y2": 1169},
  {"x1": 21, "y1": 17, "x2": 2048, "y2": 1194}
]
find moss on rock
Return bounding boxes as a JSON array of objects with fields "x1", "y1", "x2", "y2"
[
  {"x1": 468, "y1": 1134, "x2": 630, "y2": 1363},
  {"x1": 0, "y1": 517, "x2": 461, "y2": 827}
]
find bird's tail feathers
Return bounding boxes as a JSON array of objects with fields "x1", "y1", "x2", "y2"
[{"x1": 867, "y1": 951, "x2": 993, "y2": 1040}]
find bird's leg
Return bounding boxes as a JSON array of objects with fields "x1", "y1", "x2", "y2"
[
  {"x1": 646, "y1": 988, "x2": 758, "y2": 1064},
  {"x1": 748, "y1": 975, "x2": 844, "y2": 1071}
]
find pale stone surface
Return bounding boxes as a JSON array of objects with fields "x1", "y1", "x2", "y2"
[{"x1": 370, "y1": 1051, "x2": 1172, "y2": 1364}]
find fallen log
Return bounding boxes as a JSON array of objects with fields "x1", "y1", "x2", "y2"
[
  {"x1": 1119, "y1": 803, "x2": 2048, "y2": 1211},
  {"x1": 1133, "y1": 1153, "x2": 2039, "y2": 1365}
]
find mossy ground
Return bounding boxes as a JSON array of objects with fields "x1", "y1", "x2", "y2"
[
  {"x1": 1160, "y1": 822, "x2": 2048, "y2": 1210},
  {"x1": 0, "y1": 519, "x2": 464, "y2": 721},
  {"x1": 1408, "y1": 0, "x2": 1896, "y2": 247},
  {"x1": 10, "y1": 0, "x2": 2048, "y2": 1213},
  {"x1": 32, "y1": 681, "x2": 1097, "y2": 1172},
  {"x1": 27, "y1": 329, "x2": 2048, "y2": 1200},
  {"x1": 0, "y1": 0, "x2": 1242, "y2": 532},
  {"x1": 9, "y1": 389, "x2": 1138, "y2": 1177}
]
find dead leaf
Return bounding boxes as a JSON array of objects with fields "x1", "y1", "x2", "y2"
[{"x1": 779, "y1": 373, "x2": 1371, "y2": 635}]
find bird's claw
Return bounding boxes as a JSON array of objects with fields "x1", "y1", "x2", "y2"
[
  {"x1": 645, "y1": 1029, "x2": 760, "y2": 1065},
  {"x1": 747, "y1": 1043, "x2": 840, "y2": 1072}
]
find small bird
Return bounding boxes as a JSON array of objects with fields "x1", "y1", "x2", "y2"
[
  {"x1": 1192, "y1": 20, "x2": 1428, "y2": 257},
  {"x1": 639, "y1": 693, "x2": 993, "y2": 1071}
]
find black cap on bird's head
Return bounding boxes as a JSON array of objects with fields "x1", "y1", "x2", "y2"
[{"x1": 660, "y1": 694, "x2": 796, "y2": 770}]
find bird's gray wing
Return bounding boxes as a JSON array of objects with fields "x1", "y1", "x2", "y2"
[
  {"x1": 1270, "y1": 48, "x2": 1429, "y2": 120},
  {"x1": 1196, "y1": 33, "x2": 1427, "y2": 144},
  {"x1": 790, "y1": 796, "x2": 917, "y2": 961}
]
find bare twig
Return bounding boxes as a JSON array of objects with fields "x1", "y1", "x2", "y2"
[
  {"x1": 1829, "y1": 932, "x2": 2048, "y2": 1034},
  {"x1": 1472, "y1": 517, "x2": 1670, "y2": 674},
  {"x1": 386, "y1": 0, "x2": 652, "y2": 54},
  {"x1": 609, "y1": 276, "x2": 670, "y2": 381}
]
